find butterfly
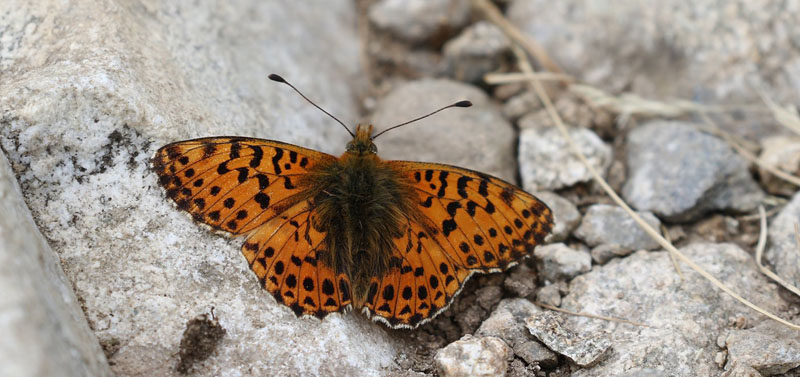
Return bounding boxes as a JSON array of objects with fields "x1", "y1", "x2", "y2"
[{"x1": 151, "y1": 74, "x2": 553, "y2": 329}]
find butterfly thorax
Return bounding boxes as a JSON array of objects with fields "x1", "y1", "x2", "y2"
[{"x1": 300, "y1": 124, "x2": 420, "y2": 307}]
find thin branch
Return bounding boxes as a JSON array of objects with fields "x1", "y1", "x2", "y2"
[
  {"x1": 698, "y1": 112, "x2": 800, "y2": 187},
  {"x1": 758, "y1": 90, "x2": 800, "y2": 136},
  {"x1": 754, "y1": 206, "x2": 800, "y2": 298},
  {"x1": 661, "y1": 224, "x2": 684, "y2": 281},
  {"x1": 484, "y1": 72, "x2": 574, "y2": 85},
  {"x1": 471, "y1": 0, "x2": 565, "y2": 75},
  {"x1": 535, "y1": 302, "x2": 651, "y2": 328}
]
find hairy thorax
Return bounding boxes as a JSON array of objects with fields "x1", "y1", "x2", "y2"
[{"x1": 299, "y1": 149, "x2": 419, "y2": 305}]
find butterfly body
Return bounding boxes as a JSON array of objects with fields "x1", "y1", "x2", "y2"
[{"x1": 153, "y1": 124, "x2": 553, "y2": 329}]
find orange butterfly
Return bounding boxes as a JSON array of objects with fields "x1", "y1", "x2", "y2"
[{"x1": 152, "y1": 74, "x2": 553, "y2": 329}]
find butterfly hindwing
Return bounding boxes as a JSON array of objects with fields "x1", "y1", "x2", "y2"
[
  {"x1": 242, "y1": 201, "x2": 352, "y2": 317},
  {"x1": 152, "y1": 137, "x2": 336, "y2": 234},
  {"x1": 363, "y1": 219, "x2": 470, "y2": 328}
]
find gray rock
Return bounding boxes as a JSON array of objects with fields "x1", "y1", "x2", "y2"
[
  {"x1": 0, "y1": 152, "x2": 111, "y2": 376},
  {"x1": 506, "y1": 0, "x2": 800, "y2": 112},
  {"x1": 574, "y1": 204, "x2": 662, "y2": 261},
  {"x1": 503, "y1": 264, "x2": 538, "y2": 299},
  {"x1": 534, "y1": 243, "x2": 592, "y2": 282},
  {"x1": 564, "y1": 244, "x2": 786, "y2": 377},
  {"x1": 721, "y1": 364, "x2": 762, "y2": 377},
  {"x1": 535, "y1": 284, "x2": 562, "y2": 308},
  {"x1": 766, "y1": 191, "x2": 800, "y2": 299},
  {"x1": 534, "y1": 191, "x2": 581, "y2": 242},
  {"x1": 757, "y1": 136, "x2": 800, "y2": 196},
  {"x1": 368, "y1": 0, "x2": 470, "y2": 44},
  {"x1": 371, "y1": 79, "x2": 518, "y2": 182},
  {"x1": 725, "y1": 321, "x2": 800, "y2": 375},
  {"x1": 0, "y1": 1, "x2": 400, "y2": 376},
  {"x1": 443, "y1": 21, "x2": 511, "y2": 84},
  {"x1": 475, "y1": 299, "x2": 558, "y2": 368},
  {"x1": 519, "y1": 127, "x2": 612, "y2": 191},
  {"x1": 502, "y1": 91, "x2": 541, "y2": 121},
  {"x1": 434, "y1": 335, "x2": 512, "y2": 377},
  {"x1": 526, "y1": 311, "x2": 612, "y2": 367},
  {"x1": 622, "y1": 121, "x2": 764, "y2": 222}
]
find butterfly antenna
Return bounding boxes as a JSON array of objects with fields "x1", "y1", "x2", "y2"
[
  {"x1": 372, "y1": 100, "x2": 472, "y2": 139},
  {"x1": 268, "y1": 74, "x2": 355, "y2": 137}
]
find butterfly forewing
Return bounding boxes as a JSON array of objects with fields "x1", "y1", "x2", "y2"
[{"x1": 152, "y1": 137, "x2": 335, "y2": 234}]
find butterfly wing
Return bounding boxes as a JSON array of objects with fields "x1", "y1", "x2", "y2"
[
  {"x1": 361, "y1": 161, "x2": 553, "y2": 328},
  {"x1": 152, "y1": 137, "x2": 335, "y2": 234},
  {"x1": 241, "y1": 200, "x2": 352, "y2": 317},
  {"x1": 152, "y1": 137, "x2": 351, "y2": 317}
]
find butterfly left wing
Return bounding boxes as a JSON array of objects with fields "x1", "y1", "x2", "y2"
[
  {"x1": 152, "y1": 136, "x2": 335, "y2": 234},
  {"x1": 360, "y1": 161, "x2": 553, "y2": 328},
  {"x1": 241, "y1": 200, "x2": 353, "y2": 318},
  {"x1": 152, "y1": 137, "x2": 351, "y2": 317}
]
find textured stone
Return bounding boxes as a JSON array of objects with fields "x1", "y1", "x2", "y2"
[
  {"x1": 526, "y1": 311, "x2": 611, "y2": 367},
  {"x1": 574, "y1": 204, "x2": 662, "y2": 262},
  {"x1": 0, "y1": 151, "x2": 111, "y2": 377},
  {"x1": 534, "y1": 191, "x2": 581, "y2": 242},
  {"x1": 507, "y1": 0, "x2": 800, "y2": 110},
  {"x1": 475, "y1": 298, "x2": 558, "y2": 368},
  {"x1": 765, "y1": 192, "x2": 800, "y2": 292},
  {"x1": 622, "y1": 121, "x2": 764, "y2": 222},
  {"x1": 519, "y1": 127, "x2": 612, "y2": 191},
  {"x1": 443, "y1": 21, "x2": 511, "y2": 84},
  {"x1": 435, "y1": 335, "x2": 512, "y2": 377},
  {"x1": 0, "y1": 1, "x2": 400, "y2": 376},
  {"x1": 564, "y1": 244, "x2": 786, "y2": 376},
  {"x1": 371, "y1": 79, "x2": 518, "y2": 182},
  {"x1": 368, "y1": 0, "x2": 470, "y2": 44},
  {"x1": 533, "y1": 243, "x2": 592, "y2": 282},
  {"x1": 725, "y1": 321, "x2": 800, "y2": 375},
  {"x1": 503, "y1": 264, "x2": 538, "y2": 299}
]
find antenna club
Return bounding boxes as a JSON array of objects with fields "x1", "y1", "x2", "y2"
[
  {"x1": 268, "y1": 74, "x2": 286, "y2": 83},
  {"x1": 455, "y1": 100, "x2": 472, "y2": 107}
]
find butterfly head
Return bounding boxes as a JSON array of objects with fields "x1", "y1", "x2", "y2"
[{"x1": 346, "y1": 125, "x2": 378, "y2": 155}]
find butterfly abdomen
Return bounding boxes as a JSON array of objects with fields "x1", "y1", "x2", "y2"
[{"x1": 303, "y1": 153, "x2": 418, "y2": 306}]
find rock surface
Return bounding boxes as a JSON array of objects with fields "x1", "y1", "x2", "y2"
[
  {"x1": 368, "y1": 0, "x2": 470, "y2": 44},
  {"x1": 564, "y1": 244, "x2": 787, "y2": 376},
  {"x1": 765, "y1": 192, "x2": 800, "y2": 289},
  {"x1": 574, "y1": 204, "x2": 662, "y2": 263},
  {"x1": 0, "y1": 151, "x2": 112, "y2": 377},
  {"x1": 443, "y1": 21, "x2": 511, "y2": 84},
  {"x1": 534, "y1": 191, "x2": 581, "y2": 242},
  {"x1": 0, "y1": 1, "x2": 401, "y2": 376},
  {"x1": 475, "y1": 299, "x2": 558, "y2": 368},
  {"x1": 519, "y1": 127, "x2": 612, "y2": 191},
  {"x1": 507, "y1": 0, "x2": 800, "y2": 108},
  {"x1": 533, "y1": 243, "x2": 592, "y2": 282},
  {"x1": 724, "y1": 321, "x2": 800, "y2": 375},
  {"x1": 622, "y1": 121, "x2": 764, "y2": 222},
  {"x1": 526, "y1": 311, "x2": 612, "y2": 367},
  {"x1": 370, "y1": 79, "x2": 518, "y2": 182},
  {"x1": 434, "y1": 335, "x2": 512, "y2": 377}
]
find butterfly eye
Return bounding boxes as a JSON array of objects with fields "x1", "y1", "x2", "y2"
[
  {"x1": 346, "y1": 142, "x2": 355, "y2": 151},
  {"x1": 369, "y1": 143, "x2": 378, "y2": 154}
]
